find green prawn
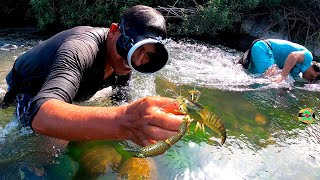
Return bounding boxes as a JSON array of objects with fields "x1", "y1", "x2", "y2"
[{"x1": 127, "y1": 89, "x2": 227, "y2": 158}]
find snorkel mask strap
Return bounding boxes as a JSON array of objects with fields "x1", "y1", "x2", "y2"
[{"x1": 118, "y1": 17, "x2": 134, "y2": 51}]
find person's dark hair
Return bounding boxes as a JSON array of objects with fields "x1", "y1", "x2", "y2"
[
  {"x1": 121, "y1": 5, "x2": 167, "y2": 39},
  {"x1": 237, "y1": 49, "x2": 250, "y2": 69},
  {"x1": 312, "y1": 61, "x2": 320, "y2": 70},
  {"x1": 312, "y1": 61, "x2": 320, "y2": 81}
]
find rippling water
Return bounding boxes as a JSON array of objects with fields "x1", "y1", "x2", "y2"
[{"x1": 0, "y1": 31, "x2": 319, "y2": 179}]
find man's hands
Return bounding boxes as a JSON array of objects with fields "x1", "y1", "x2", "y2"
[
  {"x1": 264, "y1": 65, "x2": 287, "y2": 83},
  {"x1": 124, "y1": 96, "x2": 185, "y2": 146},
  {"x1": 264, "y1": 64, "x2": 281, "y2": 77},
  {"x1": 270, "y1": 73, "x2": 287, "y2": 83},
  {"x1": 267, "y1": 51, "x2": 304, "y2": 83},
  {"x1": 32, "y1": 96, "x2": 184, "y2": 145}
]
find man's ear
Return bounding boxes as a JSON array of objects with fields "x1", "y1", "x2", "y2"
[{"x1": 110, "y1": 23, "x2": 119, "y2": 33}]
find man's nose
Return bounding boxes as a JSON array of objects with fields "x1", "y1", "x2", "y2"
[{"x1": 133, "y1": 52, "x2": 146, "y2": 66}]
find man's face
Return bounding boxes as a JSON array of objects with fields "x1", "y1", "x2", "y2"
[
  {"x1": 107, "y1": 30, "x2": 131, "y2": 75},
  {"x1": 110, "y1": 43, "x2": 157, "y2": 75},
  {"x1": 107, "y1": 23, "x2": 167, "y2": 74},
  {"x1": 110, "y1": 49, "x2": 132, "y2": 75},
  {"x1": 108, "y1": 27, "x2": 159, "y2": 75},
  {"x1": 302, "y1": 66, "x2": 320, "y2": 81},
  {"x1": 130, "y1": 43, "x2": 157, "y2": 67}
]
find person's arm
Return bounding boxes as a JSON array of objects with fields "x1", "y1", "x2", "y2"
[
  {"x1": 32, "y1": 96, "x2": 184, "y2": 146},
  {"x1": 272, "y1": 51, "x2": 305, "y2": 82},
  {"x1": 281, "y1": 51, "x2": 305, "y2": 76}
]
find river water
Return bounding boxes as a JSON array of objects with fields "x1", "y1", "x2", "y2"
[{"x1": 0, "y1": 29, "x2": 319, "y2": 179}]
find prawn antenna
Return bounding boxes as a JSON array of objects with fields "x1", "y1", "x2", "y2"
[
  {"x1": 200, "y1": 87, "x2": 206, "y2": 96},
  {"x1": 153, "y1": 86, "x2": 179, "y2": 112},
  {"x1": 165, "y1": 86, "x2": 179, "y2": 98}
]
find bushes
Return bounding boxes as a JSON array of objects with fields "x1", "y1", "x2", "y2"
[
  {"x1": 0, "y1": 0, "x2": 318, "y2": 55},
  {"x1": 58, "y1": 0, "x2": 143, "y2": 28},
  {"x1": 175, "y1": 2, "x2": 235, "y2": 36},
  {"x1": 31, "y1": 0, "x2": 57, "y2": 30},
  {"x1": 245, "y1": 0, "x2": 319, "y2": 50},
  {"x1": 31, "y1": 0, "x2": 160, "y2": 31},
  {"x1": 6, "y1": 0, "x2": 318, "y2": 49},
  {"x1": 0, "y1": 0, "x2": 35, "y2": 26}
]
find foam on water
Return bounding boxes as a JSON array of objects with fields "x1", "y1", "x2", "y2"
[
  {"x1": 0, "y1": 86, "x2": 5, "y2": 96},
  {"x1": 0, "y1": 119, "x2": 19, "y2": 143},
  {"x1": 0, "y1": 33, "x2": 319, "y2": 179},
  {"x1": 0, "y1": 41, "x2": 36, "y2": 144},
  {"x1": 128, "y1": 73, "x2": 157, "y2": 100},
  {"x1": 165, "y1": 123, "x2": 320, "y2": 180},
  {"x1": 0, "y1": 44, "x2": 18, "y2": 51},
  {"x1": 297, "y1": 83, "x2": 320, "y2": 92}
]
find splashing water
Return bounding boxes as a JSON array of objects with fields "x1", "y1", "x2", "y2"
[
  {"x1": 0, "y1": 33, "x2": 320, "y2": 179},
  {"x1": 156, "y1": 39, "x2": 319, "y2": 92}
]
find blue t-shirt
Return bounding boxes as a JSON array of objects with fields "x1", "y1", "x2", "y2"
[{"x1": 248, "y1": 39, "x2": 313, "y2": 77}]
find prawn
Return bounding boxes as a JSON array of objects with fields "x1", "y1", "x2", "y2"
[
  {"x1": 128, "y1": 121, "x2": 188, "y2": 158},
  {"x1": 177, "y1": 89, "x2": 227, "y2": 145},
  {"x1": 126, "y1": 89, "x2": 226, "y2": 158}
]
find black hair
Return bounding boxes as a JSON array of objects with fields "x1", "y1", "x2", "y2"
[
  {"x1": 312, "y1": 61, "x2": 320, "y2": 72},
  {"x1": 121, "y1": 5, "x2": 167, "y2": 39},
  {"x1": 312, "y1": 61, "x2": 320, "y2": 81}
]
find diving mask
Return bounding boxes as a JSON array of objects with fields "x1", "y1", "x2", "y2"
[{"x1": 116, "y1": 17, "x2": 169, "y2": 74}]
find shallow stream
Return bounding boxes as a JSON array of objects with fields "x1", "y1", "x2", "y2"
[{"x1": 0, "y1": 29, "x2": 319, "y2": 179}]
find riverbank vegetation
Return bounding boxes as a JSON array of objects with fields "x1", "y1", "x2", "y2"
[{"x1": 0, "y1": 0, "x2": 319, "y2": 53}]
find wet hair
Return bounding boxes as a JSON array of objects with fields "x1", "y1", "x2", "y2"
[
  {"x1": 312, "y1": 61, "x2": 320, "y2": 81},
  {"x1": 121, "y1": 5, "x2": 167, "y2": 39},
  {"x1": 312, "y1": 61, "x2": 320, "y2": 72}
]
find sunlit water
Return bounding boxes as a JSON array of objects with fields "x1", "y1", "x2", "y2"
[{"x1": 0, "y1": 31, "x2": 319, "y2": 179}]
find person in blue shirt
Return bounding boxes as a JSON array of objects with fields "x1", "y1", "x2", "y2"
[{"x1": 238, "y1": 39, "x2": 320, "y2": 82}]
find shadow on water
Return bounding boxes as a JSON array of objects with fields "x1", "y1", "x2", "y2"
[{"x1": 0, "y1": 31, "x2": 320, "y2": 179}]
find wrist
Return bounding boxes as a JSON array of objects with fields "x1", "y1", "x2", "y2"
[
  {"x1": 96, "y1": 104, "x2": 134, "y2": 141},
  {"x1": 75, "y1": 105, "x2": 134, "y2": 141},
  {"x1": 113, "y1": 105, "x2": 135, "y2": 139},
  {"x1": 280, "y1": 71, "x2": 287, "y2": 78}
]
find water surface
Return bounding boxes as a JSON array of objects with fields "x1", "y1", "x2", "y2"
[{"x1": 0, "y1": 30, "x2": 319, "y2": 179}]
